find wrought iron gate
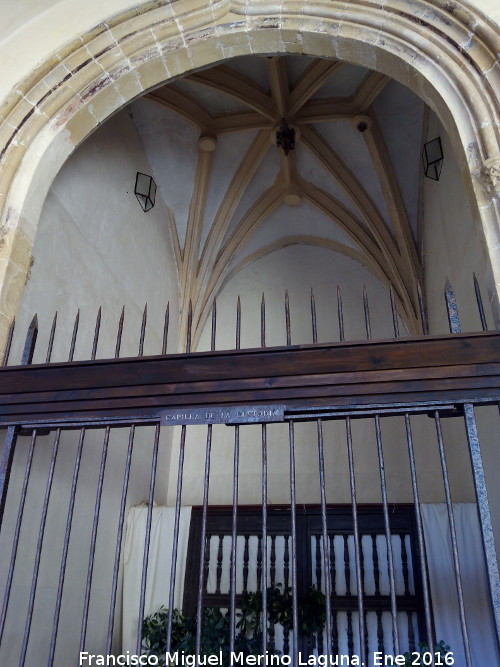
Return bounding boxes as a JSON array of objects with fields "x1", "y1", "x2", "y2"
[{"x1": 0, "y1": 279, "x2": 499, "y2": 667}]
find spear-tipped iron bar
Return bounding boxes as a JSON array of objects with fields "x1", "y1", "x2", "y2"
[
  {"x1": 229, "y1": 297, "x2": 241, "y2": 653},
  {"x1": 345, "y1": 416, "x2": 366, "y2": 665},
  {"x1": 68, "y1": 310, "x2": 80, "y2": 362},
  {"x1": 47, "y1": 428, "x2": 86, "y2": 666},
  {"x1": 337, "y1": 286, "x2": 345, "y2": 342},
  {"x1": 139, "y1": 304, "x2": 147, "y2": 357},
  {"x1": 186, "y1": 301, "x2": 193, "y2": 354},
  {"x1": 433, "y1": 412, "x2": 472, "y2": 666},
  {"x1": 91, "y1": 307, "x2": 101, "y2": 361},
  {"x1": 2, "y1": 317, "x2": 15, "y2": 366},
  {"x1": 445, "y1": 279, "x2": 461, "y2": 335},
  {"x1": 21, "y1": 315, "x2": 38, "y2": 365},
  {"x1": 473, "y1": 273, "x2": 488, "y2": 332},
  {"x1": 363, "y1": 287, "x2": 371, "y2": 340},
  {"x1": 18, "y1": 428, "x2": 62, "y2": 667},
  {"x1": 136, "y1": 423, "x2": 161, "y2": 654},
  {"x1": 46, "y1": 312, "x2": 58, "y2": 363},
  {"x1": 195, "y1": 303, "x2": 217, "y2": 663},
  {"x1": 389, "y1": 285, "x2": 400, "y2": 338},
  {"x1": 404, "y1": 413, "x2": 435, "y2": 660},
  {"x1": 115, "y1": 307, "x2": 125, "y2": 359},
  {"x1": 311, "y1": 288, "x2": 318, "y2": 344},
  {"x1": 0, "y1": 429, "x2": 37, "y2": 644},
  {"x1": 285, "y1": 291, "x2": 291, "y2": 346},
  {"x1": 417, "y1": 283, "x2": 429, "y2": 336},
  {"x1": 261, "y1": 294, "x2": 266, "y2": 348},
  {"x1": 162, "y1": 303, "x2": 170, "y2": 355}
]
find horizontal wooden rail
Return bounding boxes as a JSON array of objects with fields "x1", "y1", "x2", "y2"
[{"x1": 0, "y1": 332, "x2": 498, "y2": 426}]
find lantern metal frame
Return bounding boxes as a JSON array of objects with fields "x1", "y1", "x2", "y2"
[
  {"x1": 134, "y1": 172, "x2": 157, "y2": 212},
  {"x1": 422, "y1": 137, "x2": 444, "y2": 181}
]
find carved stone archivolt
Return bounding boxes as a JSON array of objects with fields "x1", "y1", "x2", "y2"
[{"x1": 483, "y1": 157, "x2": 500, "y2": 195}]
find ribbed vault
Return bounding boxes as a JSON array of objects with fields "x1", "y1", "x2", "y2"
[{"x1": 132, "y1": 55, "x2": 424, "y2": 345}]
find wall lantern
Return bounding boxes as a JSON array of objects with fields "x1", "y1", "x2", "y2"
[
  {"x1": 422, "y1": 137, "x2": 444, "y2": 181},
  {"x1": 134, "y1": 172, "x2": 156, "y2": 212}
]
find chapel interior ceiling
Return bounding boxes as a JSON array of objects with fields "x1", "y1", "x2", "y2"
[{"x1": 130, "y1": 55, "x2": 425, "y2": 340}]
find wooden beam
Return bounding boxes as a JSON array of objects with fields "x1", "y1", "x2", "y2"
[{"x1": 0, "y1": 333, "x2": 498, "y2": 426}]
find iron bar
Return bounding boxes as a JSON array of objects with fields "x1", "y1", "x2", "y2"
[
  {"x1": 68, "y1": 310, "x2": 80, "y2": 362},
  {"x1": 316, "y1": 418, "x2": 333, "y2": 656},
  {"x1": 463, "y1": 403, "x2": 500, "y2": 647},
  {"x1": 433, "y1": 411, "x2": 472, "y2": 666},
  {"x1": 19, "y1": 428, "x2": 62, "y2": 667},
  {"x1": 389, "y1": 285, "x2": 400, "y2": 338},
  {"x1": 91, "y1": 307, "x2": 101, "y2": 361},
  {"x1": 21, "y1": 315, "x2": 38, "y2": 365},
  {"x1": 285, "y1": 291, "x2": 291, "y2": 346},
  {"x1": 115, "y1": 307, "x2": 125, "y2": 359},
  {"x1": 261, "y1": 294, "x2": 266, "y2": 348},
  {"x1": 165, "y1": 425, "x2": 186, "y2": 653},
  {"x1": 186, "y1": 301, "x2": 193, "y2": 354},
  {"x1": 473, "y1": 273, "x2": 488, "y2": 331},
  {"x1": 311, "y1": 288, "x2": 318, "y2": 344},
  {"x1": 139, "y1": 304, "x2": 147, "y2": 357},
  {"x1": 0, "y1": 429, "x2": 37, "y2": 644},
  {"x1": 288, "y1": 420, "x2": 299, "y2": 664},
  {"x1": 374, "y1": 415, "x2": 399, "y2": 655},
  {"x1": 106, "y1": 310, "x2": 150, "y2": 653},
  {"x1": 166, "y1": 305, "x2": 192, "y2": 652},
  {"x1": 337, "y1": 286, "x2": 345, "y2": 342},
  {"x1": 404, "y1": 413, "x2": 435, "y2": 660},
  {"x1": 136, "y1": 423, "x2": 161, "y2": 654},
  {"x1": 195, "y1": 424, "x2": 212, "y2": 663},
  {"x1": 346, "y1": 416, "x2": 367, "y2": 665},
  {"x1": 445, "y1": 279, "x2": 461, "y2": 334},
  {"x1": 105, "y1": 425, "x2": 136, "y2": 654},
  {"x1": 417, "y1": 283, "x2": 429, "y2": 335},
  {"x1": 229, "y1": 297, "x2": 241, "y2": 654},
  {"x1": 2, "y1": 317, "x2": 15, "y2": 366},
  {"x1": 162, "y1": 303, "x2": 170, "y2": 355},
  {"x1": 46, "y1": 312, "x2": 57, "y2": 363},
  {"x1": 363, "y1": 286, "x2": 371, "y2": 340},
  {"x1": 47, "y1": 427, "x2": 87, "y2": 666},
  {"x1": 261, "y1": 294, "x2": 268, "y2": 656},
  {"x1": 261, "y1": 422, "x2": 268, "y2": 656},
  {"x1": 79, "y1": 427, "x2": 111, "y2": 652}
]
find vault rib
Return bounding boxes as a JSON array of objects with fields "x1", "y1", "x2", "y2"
[
  {"x1": 186, "y1": 65, "x2": 275, "y2": 120},
  {"x1": 288, "y1": 59, "x2": 345, "y2": 117}
]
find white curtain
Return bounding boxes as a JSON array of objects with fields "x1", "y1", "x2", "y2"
[
  {"x1": 421, "y1": 503, "x2": 499, "y2": 667},
  {"x1": 122, "y1": 505, "x2": 191, "y2": 654}
]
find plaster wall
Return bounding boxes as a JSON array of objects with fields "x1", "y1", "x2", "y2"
[
  {"x1": 0, "y1": 108, "x2": 180, "y2": 662},
  {"x1": 423, "y1": 114, "x2": 496, "y2": 334}
]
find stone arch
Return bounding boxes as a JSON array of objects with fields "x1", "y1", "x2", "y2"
[{"x1": 1, "y1": 0, "x2": 499, "y2": 350}]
